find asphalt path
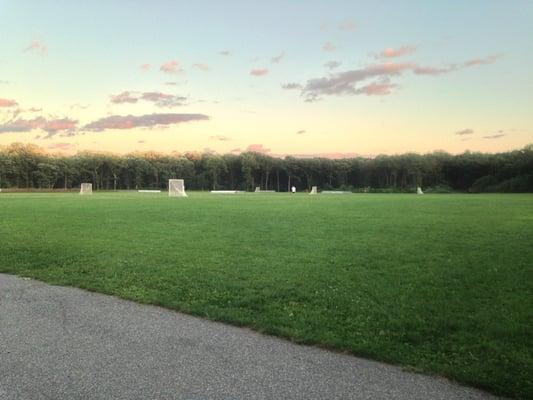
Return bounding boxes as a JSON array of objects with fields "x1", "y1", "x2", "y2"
[{"x1": 0, "y1": 274, "x2": 500, "y2": 400}]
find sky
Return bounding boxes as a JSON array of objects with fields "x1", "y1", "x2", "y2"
[{"x1": 0, "y1": 0, "x2": 532, "y2": 157}]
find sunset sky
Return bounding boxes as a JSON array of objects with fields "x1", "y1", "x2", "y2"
[{"x1": 0, "y1": 0, "x2": 532, "y2": 157}]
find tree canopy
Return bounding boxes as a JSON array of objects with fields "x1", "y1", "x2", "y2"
[{"x1": 1, "y1": 143, "x2": 532, "y2": 193}]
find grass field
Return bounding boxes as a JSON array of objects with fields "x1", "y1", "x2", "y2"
[{"x1": 0, "y1": 192, "x2": 532, "y2": 398}]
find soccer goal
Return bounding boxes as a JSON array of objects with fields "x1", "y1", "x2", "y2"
[
  {"x1": 168, "y1": 179, "x2": 187, "y2": 197},
  {"x1": 309, "y1": 186, "x2": 318, "y2": 194},
  {"x1": 80, "y1": 183, "x2": 93, "y2": 195},
  {"x1": 417, "y1": 186, "x2": 424, "y2": 195}
]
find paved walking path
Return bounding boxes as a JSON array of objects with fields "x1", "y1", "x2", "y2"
[{"x1": 0, "y1": 274, "x2": 499, "y2": 400}]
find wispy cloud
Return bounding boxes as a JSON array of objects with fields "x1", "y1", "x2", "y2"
[
  {"x1": 110, "y1": 91, "x2": 187, "y2": 107},
  {"x1": 140, "y1": 92, "x2": 187, "y2": 107},
  {"x1": 301, "y1": 62, "x2": 414, "y2": 101},
  {"x1": 271, "y1": 52, "x2": 285, "y2": 64},
  {"x1": 483, "y1": 133, "x2": 506, "y2": 139},
  {"x1": 322, "y1": 42, "x2": 336, "y2": 52},
  {"x1": 324, "y1": 61, "x2": 342, "y2": 70},
  {"x1": 0, "y1": 117, "x2": 77, "y2": 137},
  {"x1": 210, "y1": 135, "x2": 231, "y2": 141},
  {"x1": 83, "y1": 113, "x2": 208, "y2": 131},
  {"x1": 0, "y1": 98, "x2": 18, "y2": 107},
  {"x1": 464, "y1": 54, "x2": 502, "y2": 66},
  {"x1": 377, "y1": 45, "x2": 416, "y2": 59},
  {"x1": 140, "y1": 64, "x2": 151, "y2": 71},
  {"x1": 296, "y1": 130, "x2": 306, "y2": 135},
  {"x1": 110, "y1": 91, "x2": 138, "y2": 104},
  {"x1": 281, "y1": 82, "x2": 303, "y2": 90},
  {"x1": 354, "y1": 79, "x2": 397, "y2": 96},
  {"x1": 294, "y1": 54, "x2": 501, "y2": 101},
  {"x1": 250, "y1": 68, "x2": 269, "y2": 76},
  {"x1": 23, "y1": 40, "x2": 47, "y2": 56},
  {"x1": 413, "y1": 65, "x2": 454, "y2": 75},
  {"x1": 160, "y1": 60, "x2": 181, "y2": 74},
  {"x1": 219, "y1": 50, "x2": 232, "y2": 56},
  {"x1": 455, "y1": 128, "x2": 474, "y2": 135},
  {"x1": 192, "y1": 63, "x2": 210, "y2": 71}
]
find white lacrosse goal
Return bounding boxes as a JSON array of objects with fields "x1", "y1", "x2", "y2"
[
  {"x1": 168, "y1": 179, "x2": 187, "y2": 197},
  {"x1": 309, "y1": 186, "x2": 318, "y2": 194},
  {"x1": 80, "y1": 183, "x2": 93, "y2": 195}
]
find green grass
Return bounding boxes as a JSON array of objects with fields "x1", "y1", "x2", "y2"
[{"x1": 1, "y1": 192, "x2": 532, "y2": 398}]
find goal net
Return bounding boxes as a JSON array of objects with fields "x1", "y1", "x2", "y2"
[
  {"x1": 417, "y1": 186, "x2": 424, "y2": 195},
  {"x1": 168, "y1": 179, "x2": 187, "y2": 197},
  {"x1": 80, "y1": 183, "x2": 93, "y2": 195},
  {"x1": 309, "y1": 186, "x2": 317, "y2": 194}
]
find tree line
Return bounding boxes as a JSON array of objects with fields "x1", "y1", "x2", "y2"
[{"x1": 1, "y1": 142, "x2": 532, "y2": 193}]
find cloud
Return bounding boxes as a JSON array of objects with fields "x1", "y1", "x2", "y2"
[
  {"x1": 464, "y1": 54, "x2": 502, "y2": 67},
  {"x1": 339, "y1": 20, "x2": 356, "y2": 32},
  {"x1": 165, "y1": 81, "x2": 178, "y2": 86},
  {"x1": 295, "y1": 54, "x2": 499, "y2": 101},
  {"x1": 192, "y1": 63, "x2": 209, "y2": 71},
  {"x1": 230, "y1": 147, "x2": 241, "y2": 154},
  {"x1": 377, "y1": 45, "x2": 416, "y2": 59},
  {"x1": 483, "y1": 133, "x2": 506, "y2": 139},
  {"x1": 0, "y1": 117, "x2": 77, "y2": 137},
  {"x1": 413, "y1": 65, "x2": 455, "y2": 75},
  {"x1": 246, "y1": 144, "x2": 271, "y2": 153},
  {"x1": 109, "y1": 91, "x2": 187, "y2": 107},
  {"x1": 415, "y1": 54, "x2": 502, "y2": 75},
  {"x1": 219, "y1": 50, "x2": 231, "y2": 56},
  {"x1": 27, "y1": 107, "x2": 42, "y2": 112},
  {"x1": 296, "y1": 130, "x2": 306, "y2": 135},
  {"x1": 0, "y1": 98, "x2": 18, "y2": 107},
  {"x1": 110, "y1": 91, "x2": 138, "y2": 104},
  {"x1": 271, "y1": 52, "x2": 285, "y2": 64},
  {"x1": 140, "y1": 92, "x2": 187, "y2": 107},
  {"x1": 140, "y1": 64, "x2": 151, "y2": 71},
  {"x1": 455, "y1": 128, "x2": 474, "y2": 135},
  {"x1": 210, "y1": 135, "x2": 231, "y2": 141},
  {"x1": 300, "y1": 62, "x2": 414, "y2": 101},
  {"x1": 322, "y1": 42, "x2": 336, "y2": 52},
  {"x1": 83, "y1": 113, "x2": 209, "y2": 131},
  {"x1": 138, "y1": 140, "x2": 146, "y2": 144},
  {"x1": 160, "y1": 60, "x2": 181, "y2": 74},
  {"x1": 324, "y1": 61, "x2": 342, "y2": 70},
  {"x1": 0, "y1": 80, "x2": 9, "y2": 85},
  {"x1": 23, "y1": 40, "x2": 47, "y2": 56},
  {"x1": 354, "y1": 79, "x2": 397, "y2": 96},
  {"x1": 250, "y1": 68, "x2": 269, "y2": 76},
  {"x1": 70, "y1": 103, "x2": 89, "y2": 111},
  {"x1": 47, "y1": 142, "x2": 74, "y2": 151},
  {"x1": 281, "y1": 82, "x2": 303, "y2": 90}
]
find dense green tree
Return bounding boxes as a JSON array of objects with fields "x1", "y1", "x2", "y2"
[{"x1": 0, "y1": 142, "x2": 532, "y2": 192}]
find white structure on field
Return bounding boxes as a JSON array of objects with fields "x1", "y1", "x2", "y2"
[
  {"x1": 80, "y1": 183, "x2": 93, "y2": 195},
  {"x1": 417, "y1": 186, "x2": 424, "y2": 195},
  {"x1": 168, "y1": 179, "x2": 187, "y2": 197},
  {"x1": 254, "y1": 186, "x2": 275, "y2": 193},
  {"x1": 309, "y1": 186, "x2": 317, "y2": 194}
]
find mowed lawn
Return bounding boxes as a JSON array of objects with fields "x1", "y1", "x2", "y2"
[{"x1": 0, "y1": 192, "x2": 532, "y2": 398}]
